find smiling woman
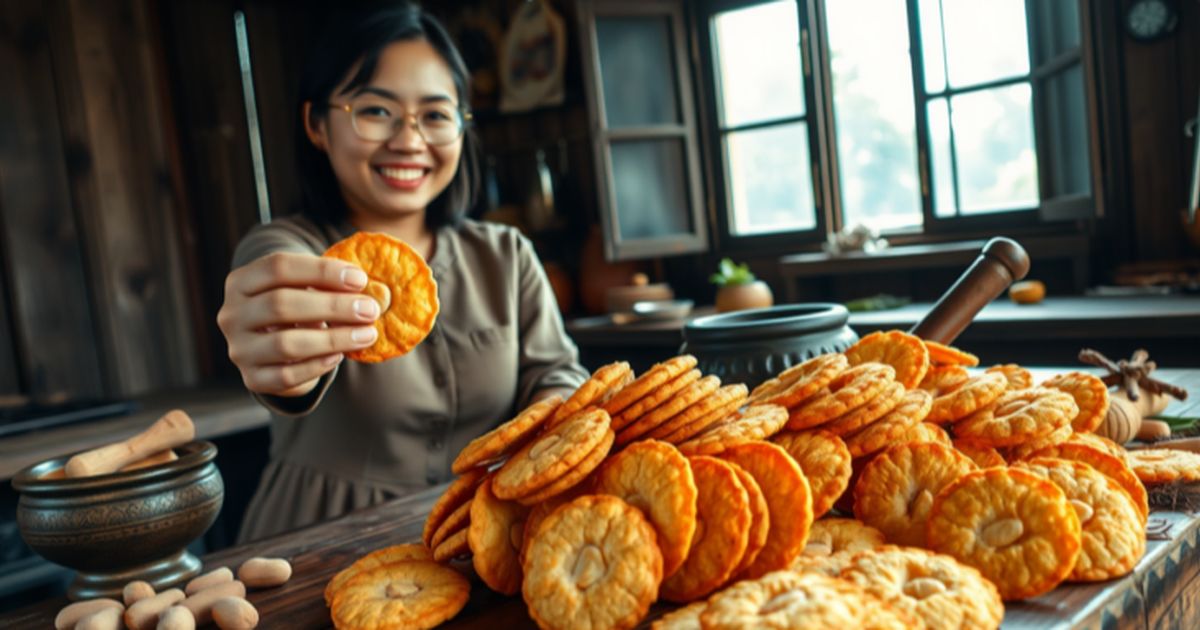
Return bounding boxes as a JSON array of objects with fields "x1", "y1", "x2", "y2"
[{"x1": 214, "y1": 3, "x2": 589, "y2": 543}]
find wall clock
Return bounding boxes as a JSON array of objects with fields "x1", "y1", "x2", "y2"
[{"x1": 1125, "y1": 0, "x2": 1178, "y2": 42}]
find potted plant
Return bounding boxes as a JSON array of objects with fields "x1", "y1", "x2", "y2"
[{"x1": 710, "y1": 258, "x2": 774, "y2": 313}]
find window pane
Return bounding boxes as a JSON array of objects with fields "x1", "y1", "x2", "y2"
[
  {"x1": 917, "y1": 0, "x2": 947, "y2": 93},
  {"x1": 610, "y1": 139, "x2": 692, "y2": 239},
  {"x1": 827, "y1": 0, "x2": 922, "y2": 231},
  {"x1": 927, "y1": 97, "x2": 958, "y2": 217},
  {"x1": 712, "y1": 1, "x2": 804, "y2": 127},
  {"x1": 596, "y1": 17, "x2": 680, "y2": 128},
  {"x1": 1030, "y1": 0, "x2": 1080, "y2": 63},
  {"x1": 950, "y1": 83, "x2": 1038, "y2": 213},
  {"x1": 1045, "y1": 64, "x2": 1090, "y2": 197},
  {"x1": 725, "y1": 123, "x2": 816, "y2": 235},
  {"x1": 940, "y1": 0, "x2": 1030, "y2": 87}
]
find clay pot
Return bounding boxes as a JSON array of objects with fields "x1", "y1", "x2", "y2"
[{"x1": 715, "y1": 281, "x2": 774, "y2": 313}]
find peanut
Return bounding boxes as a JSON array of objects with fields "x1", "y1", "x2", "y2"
[
  {"x1": 212, "y1": 597, "x2": 259, "y2": 629},
  {"x1": 75, "y1": 607, "x2": 123, "y2": 630},
  {"x1": 236, "y1": 557, "x2": 292, "y2": 588},
  {"x1": 981, "y1": 518, "x2": 1025, "y2": 548},
  {"x1": 1070, "y1": 499, "x2": 1095, "y2": 524},
  {"x1": 124, "y1": 589, "x2": 185, "y2": 630},
  {"x1": 903, "y1": 577, "x2": 948, "y2": 600},
  {"x1": 123, "y1": 580, "x2": 155, "y2": 606},
  {"x1": 155, "y1": 605, "x2": 195, "y2": 630},
  {"x1": 180, "y1": 580, "x2": 246, "y2": 626},
  {"x1": 54, "y1": 599, "x2": 123, "y2": 630},
  {"x1": 185, "y1": 567, "x2": 233, "y2": 595}
]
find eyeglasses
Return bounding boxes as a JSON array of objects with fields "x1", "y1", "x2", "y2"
[{"x1": 330, "y1": 94, "x2": 472, "y2": 146}]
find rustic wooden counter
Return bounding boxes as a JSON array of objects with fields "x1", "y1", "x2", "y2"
[{"x1": 3, "y1": 370, "x2": 1198, "y2": 628}]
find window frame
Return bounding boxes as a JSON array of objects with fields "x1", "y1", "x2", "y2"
[
  {"x1": 696, "y1": 0, "x2": 1101, "y2": 252},
  {"x1": 695, "y1": 0, "x2": 832, "y2": 255},
  {"x1": 578, "y1": 0, "x2": 710, "y2": 261}
]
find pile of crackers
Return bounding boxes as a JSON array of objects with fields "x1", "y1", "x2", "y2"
[{"x1": 324, "y1": 329, "x2": 1200, "y2": 630}]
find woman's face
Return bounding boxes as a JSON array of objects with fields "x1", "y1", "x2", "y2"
[{"x1": 307, "y1": 39, "x2": 463, "y2": 223}]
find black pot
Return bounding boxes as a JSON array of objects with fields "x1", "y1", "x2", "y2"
[{"x1": 681, "y1": 304, "x2": 858, "y2": 390}]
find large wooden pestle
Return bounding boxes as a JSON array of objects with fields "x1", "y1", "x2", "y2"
[{"x1": 64, "y1": 410, "x2": 195, "y2": 478}]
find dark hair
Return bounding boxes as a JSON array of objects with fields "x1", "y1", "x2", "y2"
[{"x1": 295, "y1": 2, "x2": 479, "y2": 228}]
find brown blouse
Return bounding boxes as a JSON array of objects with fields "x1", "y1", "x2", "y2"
[{"x1": 232, "y1": 216, "x2": 588, "y2": 542}]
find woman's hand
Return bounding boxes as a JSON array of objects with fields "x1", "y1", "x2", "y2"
[{"x1": 217, "y1": 252, "x2": 381, "y2": 397}]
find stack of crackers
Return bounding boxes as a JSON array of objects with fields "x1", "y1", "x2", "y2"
[{"x1": 323, "y1": 329, "x2": 1191, "y2": 630}]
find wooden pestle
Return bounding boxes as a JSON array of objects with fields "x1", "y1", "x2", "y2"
[
  {"x1": 909, "y1": 237, "x2": 1031, "y2": 345},
  {"x1": 65, "y1": 410, "x2": 195, "y2": 478}
]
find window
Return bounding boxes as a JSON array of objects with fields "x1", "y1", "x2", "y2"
[
  {"x1": 579, "y1": 0, "x2": 709, "y2": 261},
  {"x1": 699, "y1": 0, "x2": 1098, "y2": 247}
]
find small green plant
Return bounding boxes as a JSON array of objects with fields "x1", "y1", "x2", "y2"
[{"x1": 709, "y1": 258, "x2": 757, "y2": 287}]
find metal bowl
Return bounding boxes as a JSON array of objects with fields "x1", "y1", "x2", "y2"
[
  {"x1": 12, "y1": 440, "x2": 224, "y2": 600},
  {"x1": 632, "y1": 299, "x2": 694, "y2": 321}
]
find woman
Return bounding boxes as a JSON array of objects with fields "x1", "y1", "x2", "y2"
[{"x1": 217, "y1": 3, "x2": 588, "y2": 542}]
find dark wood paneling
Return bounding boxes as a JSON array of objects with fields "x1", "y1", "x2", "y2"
[
  {"x1": 0, "y1": 1, "x2": 104, "y2": 403},
  {"x1": 1120, "y1": 0, "x2": 1199, "y2": 262},
  {"x1": 46, "y1": 0, "x2": 199, "y2": 396},
  {"x1": 0, "y1": 254, "x2": 20, "y2": 399}
]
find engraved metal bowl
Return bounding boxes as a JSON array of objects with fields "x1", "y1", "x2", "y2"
[
  {"x1": 11, "y1": 440, "x2": 223, "y2": 600},
  {"x1": 681, "y1": 303, "x2": 859, "y2": 389}
]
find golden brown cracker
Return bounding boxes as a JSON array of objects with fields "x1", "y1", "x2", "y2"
[
  {"x1": 1031, "y1": 442, "x2": 1149, "y2": 524},
  {"x1": 514, "y1": 428, "x2": 613, "y2": 506},
  {"x1": 324, "y1": 544, "x2": 432, "y2": 607},
  {"x1": 986, "y1": 364, "x2": 1034, "y2": 390},
  {"x1": 660, "y1": 456, "x2": 751, "y2": 603},
  {"x1": 784, "y1": 363, "x2": 897, "y2": 431},
  {"x1": 493, "y1": 407, "x2": 611, "y2": 500},
  {"x1": 594, "y1": 440, "x2": 699, "y2": 577},
  {"x1": 843, "y1": 390, "x2": 932, "y2": 458},
  {"x1": 853, "y1": 441, "x2": 977, "y2": 546},
  {"x1": 1041, "y1": 371, "x2": 1111, "y2": 433},
  {"x1": 719, "y1": 442, "x2": 812, "y2": 580},
  {"x1": 839, "y1": 545, "x2": 1004, "y2": 630},
  {"x1": 677, "y1": 404, "x2": 789, "y2": 457},
  {"x1": 548, "y1": 361, "x2": 633, "y2": 429},
  {"x1": 522, "y1": 495, "x2": 662, "y2": 630},
  {"x1": 422, "y1": 468, "x2": 488, "y2": 548},
  {"x1": 603, "y1": 355, "x2": 697, "y2": 417},
  {"x1": 323, "y1": 231, "x2": 438, "y2": 363},
  {"x1": 823, "y1": 381, "x2": 906, "y2": 437},
  {"x1": 926, "y1": 372, "x2": 1007, "y2": 424},
  {"x1": 845, "y1": 330, "x2": 931, "y2": 389},
  {"x1": 953, "y1": 387, "x2": 1078, "y2": 447},
  {"x1": 646, "y1": 383, "x2": 748, "y2": 442},
  {"x1": 468, "y1": 478, "x2": 529, "y2": 595},
  {"x1": 747, "y1": 353, "x2": 849, "y2": 408},
  {"x1": 616, "y1": 375, "x2": 721, "y2": 445},
  {"x1": 927, "y1": 467, "x2": 1082, "y2": 600},
  {"x1": 803, "y1": 518, "x2": 885, "y2": 557},
  {"x1": 613, "y1": 369, "x2": 702, "y2": 431},
  {"x1": 924, "y1": 340, "x2": 979, "y2": 367},
  {"x1": 1015, "y1": 457, "x2": 1144, "y2": 581},
  {"x1": 330, "y1": 560, "x2": 468, "y2": 629},
  {"x1": 918, "y1": 364, "x2": 970, "y2": 397},
  {"x1": 453, "y1": 395, "x2": 561, "y2": 474},
  {"x1": 727, "y1": 463, "x2": 770, "y2": 578},
  {"x1": 771, "y1": 430, "x2": 852, "y2": 518}
]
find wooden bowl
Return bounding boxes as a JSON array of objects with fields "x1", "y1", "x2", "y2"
[{"x1": 11, "y1": 440, "x2": 224, "y2": 600}]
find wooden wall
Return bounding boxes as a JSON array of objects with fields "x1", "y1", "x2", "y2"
[
  {"x1": 1114, "y1": 0, "x2": 1200, "y2": 263},
  {"x1": 0, "y1": 0, "x2": 199, "y2": 406}
]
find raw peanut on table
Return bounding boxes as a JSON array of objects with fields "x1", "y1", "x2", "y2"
[
  {"x1": 212, "y1": 597, "x2": 259, "y2": 629},
  {"x1": 123, "y1": 580, "x2": 155, "y2": 606},
  {"x1": 156, "y1": 605, "x2": 195, "y2": 630},
  {"x1": 180, "y1": 580, "x2": 245, "y2": 626},
  {"x1": 124, "y1": 589, "x2": 184, "y2": 630},
  {"x1": 54, "y1": 599, "x2": 123, "y2": 630},
  {"x1": 236, "y1": 557, "x2": 292, "y2": 588},
  {"x1": 74, "y1": 607, "x2": 122, "y2": 630},
  {"x1": 185, "y1": 567, "x2": 232, "y2": 595}
]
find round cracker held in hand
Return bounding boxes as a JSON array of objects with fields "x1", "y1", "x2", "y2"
[{"x1": 323, "y1": 231, "x2": 439, "y2": 363}]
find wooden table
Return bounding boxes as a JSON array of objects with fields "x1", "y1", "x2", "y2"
[{"x1": 4, "y1": 371, "x2": 1199, "y2": 629}]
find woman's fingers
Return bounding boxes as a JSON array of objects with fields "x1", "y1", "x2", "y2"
[
  {"x1": 242, "y1": 353, "x2": 345, "y2": 396},
  {"x1": 227, "y1": 251, "x2": 369, "y2": 297},
  {"x1": 238, "y1": 288, "x2": 381, "y2": 329},
  {"x1": 233, "y1": 325, "x2": 378, "y2": 367}
]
